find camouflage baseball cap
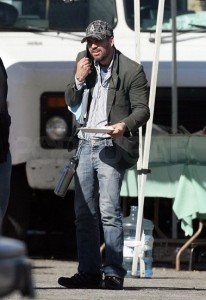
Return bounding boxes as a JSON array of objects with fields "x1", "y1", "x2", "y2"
[{"x1": 81, "y1": 20, "x2": 113, "y2": 43}]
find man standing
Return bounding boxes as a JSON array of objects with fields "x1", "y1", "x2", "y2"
[
  {"x1": 0, "y1": 58, "x2": 11, "y2": 227},
  {"x1": 58, "y1": 20, "x2": 150, "y2": 290}
]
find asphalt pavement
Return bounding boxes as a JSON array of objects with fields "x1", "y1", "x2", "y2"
[{"x1": 4, "y1": 258, "x2": 206, "y2": 300}]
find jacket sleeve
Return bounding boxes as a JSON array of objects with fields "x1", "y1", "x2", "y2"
[
  {"x1": 65, "y1": 51, "x2": 86, "y2": 108},
  {"x1": 121, "y1": 64, "x2": 150, "y2": 133}
]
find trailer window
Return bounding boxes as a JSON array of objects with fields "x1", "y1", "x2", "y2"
[
  {"x1": 154, "y1": 87, "x2": 206, "y2": 134},
  {"x1": 0, "y1": 0, "x2": 117, "y2": 32},
  {"x1": 124, "y1": 0, "x2": 206, "y2": 32}
]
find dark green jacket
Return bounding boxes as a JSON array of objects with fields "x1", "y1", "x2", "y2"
[{"x1": 65, "y1": 48, "x2": 150, "y2": 168}]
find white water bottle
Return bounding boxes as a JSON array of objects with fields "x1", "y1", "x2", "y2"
[{"x1": 122, "y1": 206, "x2": 154, "y2": 278}]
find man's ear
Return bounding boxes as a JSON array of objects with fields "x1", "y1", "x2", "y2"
[{"x1": 110, "y1": 36, "x2": 114, "y2": 47}]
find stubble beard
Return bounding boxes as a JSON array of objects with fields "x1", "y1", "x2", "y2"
[{"x1": 92, "y1": 47, "x2": 111, "y2": 64}]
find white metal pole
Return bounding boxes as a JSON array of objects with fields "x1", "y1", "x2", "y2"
[
  {"x1": 134, "y1": 0, "x2": 143, "y2": 193},
  {"x1": 171, "y1": 0, "x2": 178, "y2": 134},
  {"x1": 132, "y1": 0, "x2": 165, "y2": 276},
  {"x1": 134, "y1": 0, "x2": 141, "y2": 63},
  {"x1": 171, "y1": 0, "x2": 178, "y2": 239}
]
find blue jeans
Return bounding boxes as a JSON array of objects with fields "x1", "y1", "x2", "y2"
[
  {"x1": 0, "y1": 151, "x2": 12, "y2": 227},
  {"x1": 74, "y1": 139, "x2": 127, "y2": 278}
]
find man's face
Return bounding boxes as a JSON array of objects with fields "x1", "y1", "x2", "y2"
[{"x1": 87, "y1": 36, "x2": 114, "y2": 65}]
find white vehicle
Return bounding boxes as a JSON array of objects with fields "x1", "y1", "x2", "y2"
[{"x1": 1, "y1": 0, "x2": 206, "y2": 241}]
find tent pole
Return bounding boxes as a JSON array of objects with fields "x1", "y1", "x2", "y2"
[
  {"x1": 171, "y1": 0, "x2": 178, "y2": 134},
  {"x1": 131, "y1": 0, "x2": 165, "y2": 276},
  {"x1": 134, "y1": 0, "x2": 143, "y2": 193},
  {"x1": 171, "y1": 0, "x2": 178, "y2": 239}
]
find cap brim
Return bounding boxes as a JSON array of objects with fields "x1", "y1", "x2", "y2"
[
  {"x1": 81, "y1": 34, "x2": 103, "y2": 43},
  {"x1": 81, "y1": 37, "x2": 87, "y2": 43}
]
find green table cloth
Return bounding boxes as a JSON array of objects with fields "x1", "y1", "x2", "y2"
[{"x1": 120, "y1": 135, "x2": 206, "y2": 236}]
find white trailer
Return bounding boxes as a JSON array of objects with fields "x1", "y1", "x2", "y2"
[{"x1": 0, "y1": 0, "x2": 206, "y2": 239}]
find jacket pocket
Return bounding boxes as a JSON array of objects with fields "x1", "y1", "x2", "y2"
[{"x1": 113, "y1": 135, "x2": 139, "y2": 169}]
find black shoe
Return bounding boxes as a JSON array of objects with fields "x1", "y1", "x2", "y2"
[
  {"x1": 101, "y1": 276, "x2": 124, "y2": 290},
  {"x1": 58, "y1": 272, "x2": 102, "y2": 289}
]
